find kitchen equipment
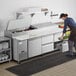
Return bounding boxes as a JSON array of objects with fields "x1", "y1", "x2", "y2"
[
  {"x1": 0, "y1": 54, "x2": 9, "y2": 61},
  {"x1": 42, "y1": 43, "x2": 54, "y2": 53},
  {"x1": 4, "y1": 18, "x2": 63, "y2": 63},
  {"x1": 4, "y1": 18, "x2": 38, "y2": 62},
  {"x1": 54, "y1": 41, "x2": 62, "y2": 50},
  {"x1": 0, "y1": 44, "x2": 2, "y2": 50},
  {"x1": 13, "y1": 39, "x2": 27, "y2": 62},
  {"x1": 5, "y1": 17, "x2": 38, "y2": 38},
  {"x1": 0, "y1": 37, "x2": 11, "y2": 63},
  {"x1": 28, "y1": 37, "x2": 41, "y2": 58},
  {"x1": 62, "y1": 41, "x2": 69, "y2": 52},
  {"x1": 2, "y1": 42, "x2": 8, "y2": 49},
  {"x1": 7, "y1": 17, "x2": 31, "y2": 31}
]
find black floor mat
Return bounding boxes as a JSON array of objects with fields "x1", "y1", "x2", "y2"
[{"x1": 6, "y1": 51, "x2": 76, "y2": 76}]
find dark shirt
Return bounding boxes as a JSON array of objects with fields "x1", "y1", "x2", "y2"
[{"x1": 63, "y1": 17, "x2": 76, "y2": 33}]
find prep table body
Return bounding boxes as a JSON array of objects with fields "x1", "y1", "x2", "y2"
[{"x1": 5, "y1": 22, "x2": 68, "y2": 62}]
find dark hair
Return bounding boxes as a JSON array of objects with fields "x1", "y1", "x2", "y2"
[{"x1": 60, "y1": 13, "x2": 68, "y2": 18}]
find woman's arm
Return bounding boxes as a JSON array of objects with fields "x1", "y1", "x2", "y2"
[
  {"x1": 60, "y1": 20, "x2": 67, "y2": 40},
  {"x1": 60, "y1": 33, "x2": 65, "y2": 40}
]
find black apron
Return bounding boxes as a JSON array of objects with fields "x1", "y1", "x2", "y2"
[{"x1": 69, "y1": 27, "x2": 76, "y2": 41}]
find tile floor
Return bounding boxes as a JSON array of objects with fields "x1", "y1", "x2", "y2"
[{"x1": 0, "y1": 59, "x2": 76, "y2": 76}]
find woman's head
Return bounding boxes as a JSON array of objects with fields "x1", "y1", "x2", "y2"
[{"x1": 60, "y1": 13, "x2": 68, "y2": 20}]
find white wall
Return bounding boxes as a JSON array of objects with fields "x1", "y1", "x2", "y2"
[{"x1": 0, "y1": 0, "x2": 76, "y2": 36}]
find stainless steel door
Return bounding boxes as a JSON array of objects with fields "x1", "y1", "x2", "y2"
[
  {"x1": 18, "y1": 40, "x2": 27, "y2": 61},
  {"x1": 28, "y1": 37, "x2": 41, "y2": 57}
]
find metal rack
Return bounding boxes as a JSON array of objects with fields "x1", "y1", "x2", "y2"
[{"x1": 0, "y1": 37, "x2": 11, "y2": 63}]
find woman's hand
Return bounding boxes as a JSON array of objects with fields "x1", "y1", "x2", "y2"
[
  {"x1": 59, "y1": 33, "x2": 64, "y2": 40},
  {"x1": 59, "y1": 36, "x2": 64, "y2": 40}
]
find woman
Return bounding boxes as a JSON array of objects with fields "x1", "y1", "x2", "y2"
[{"x1": 60, "y1": 13, "x2": 76, "y2": 56}]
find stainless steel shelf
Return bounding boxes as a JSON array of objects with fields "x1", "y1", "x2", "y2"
[
  {"x1": 0, "y1": 36, "x2": 11, "y2": 63},
  {"x1": 0, "y1": 48, "x2": 10, "y2": 53},
  {"x1": 0, "y1": 59, "x2": 11, "y2": 63}
]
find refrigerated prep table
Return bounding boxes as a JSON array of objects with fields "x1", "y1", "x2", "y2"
[{"x1": 4, "y1": 19, "x2": 68, "y2": 63}]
